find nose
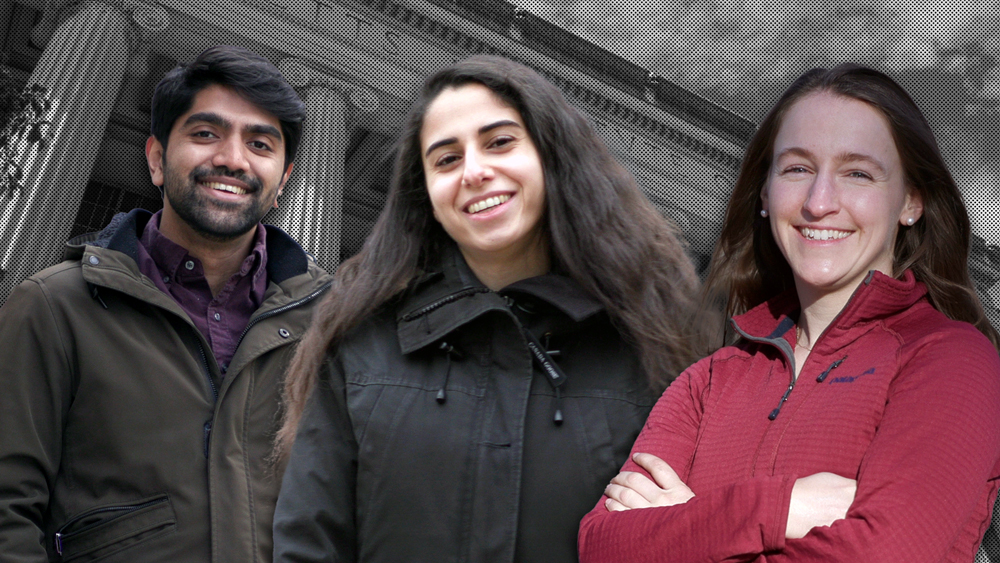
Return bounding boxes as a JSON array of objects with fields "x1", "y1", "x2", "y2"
[
  {"x1": 211, "y1": 135, "x2": 250, "y2": 173},
  {"x1": 802, "y1": 171, "x2": 839, "y2": 219},
  {"x1": 461, "y1": 148, "x2": 493, "y2": 187}
]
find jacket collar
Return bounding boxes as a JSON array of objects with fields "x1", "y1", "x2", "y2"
[
  {"x1": 64, "y1": 209, "x2": 313, "y2": 284},
  {"x1": 396, "y1": 244, "x2": 605, "y2": 354},
  {"x1": 730, "y1": 269, "x2": 928, "y2": 356}
]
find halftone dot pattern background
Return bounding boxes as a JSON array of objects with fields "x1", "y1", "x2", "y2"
[
  {"x1": 7, "y1": 1, "x2": 996, "y2": 325},
  {"x1": 524, "y1": 0, "x2": 1000, "y2": 329},
  {"x1": 0, "y1": 1, "x2": 998, "y2": 557}
]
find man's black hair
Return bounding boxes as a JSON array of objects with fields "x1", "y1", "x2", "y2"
[{"x1": 150, "y1": 45, "x2": 306, "y2": 168}]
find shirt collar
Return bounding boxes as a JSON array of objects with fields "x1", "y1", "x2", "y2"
[
  {"x1": 140, "y1": 210, "x2": 195, "y2": 279},
  {"x1": 139, "y1": 210, "x2": 269, "y2": 283}
]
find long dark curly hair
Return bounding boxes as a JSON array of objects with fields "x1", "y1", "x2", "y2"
[{"x1": 276, "y1": 55, "x2": 708, "y2": 458}]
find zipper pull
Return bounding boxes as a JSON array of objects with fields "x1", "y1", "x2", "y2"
[
  {"x1": 816, "y1": 356, "x2": 848, "y2": 383},
  {"x1": 768, "y1": 382, "x2": 795, "y2": 420},
  {"x1": 203, "y1": 420, "x2": 213, "y2": 458},
  {"x1": 54, "y1": 532, "x2": 64, "y2": 555}
]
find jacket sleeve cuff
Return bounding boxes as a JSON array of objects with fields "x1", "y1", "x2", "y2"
[{"x1": 763, "y1": 474, "x2": 796, "y2": 552}]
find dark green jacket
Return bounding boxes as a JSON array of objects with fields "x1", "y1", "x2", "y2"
[{"x1": 0, "y1": 210, "x2": 332, "y2": 563}]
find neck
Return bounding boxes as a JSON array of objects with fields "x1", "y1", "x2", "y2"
[
  {"x1": 158, "y1": 213, "x2": 258, "y2": 297},
  {"x1": 793, "y1": 282, "x2": 857, "y2": 350},
  {"x1": 460, "y1": 233, "x2": 550, "y2": 292}
]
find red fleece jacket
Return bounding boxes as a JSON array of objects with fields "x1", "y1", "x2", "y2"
[{"x1": 579, "y1": 270, "x2": 1000, "y2": 562}]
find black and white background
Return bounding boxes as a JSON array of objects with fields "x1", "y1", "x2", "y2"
[{"x1": 1, "y1": 1, "x2": 998, "y2": 558}]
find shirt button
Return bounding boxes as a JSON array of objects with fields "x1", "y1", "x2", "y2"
[
  {"x1": 214, "y1": 313, "x2": 221, "y2": 321},
  {"x1": 162, "y1": 276, "x2": 170, "y2": 284},
  {"x1": 88, "y1": 256, "x2": 99, "y2": 265},
  {"x1": 278, "y1": 328, "x2": 290, "y2": 338},
  {"x1": 185, "y1": 260, "x2": 195, "y2": 270}
]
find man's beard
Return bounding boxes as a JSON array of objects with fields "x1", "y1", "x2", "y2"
[{"x1": 163, "y1": 163, "x2": 269, "y2": 242}]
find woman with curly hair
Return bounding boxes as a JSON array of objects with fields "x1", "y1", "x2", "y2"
[{"x1": 272, "y1": 55, "x2": 707, "y2": 563}]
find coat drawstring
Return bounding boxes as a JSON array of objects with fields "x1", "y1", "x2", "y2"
[
  {"x1": 434, "y1": 332, "x2": 567, "y2": 425},
  {"x1": 553, "y1": 387, "x2": 564, "y2": 425},
  {"x1": 543, "y1": 333, "x2": 564, "y2": 425},
  {"x1": 525, "y1": 331, "x2": 566, "y2": 426},
  {"x1": 436, "y1": 341, "x2": 463, "y2": 404}
]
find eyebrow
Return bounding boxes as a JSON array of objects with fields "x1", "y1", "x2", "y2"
[
  {"x1": 182, "y1": 112, "x2": 283, "y2": 141},
  {"x1": 424, "y1": 119, "x2": 523, "y2": 158},
  {"x1": 836, "y1": 151, "x2": 887, "y2": 175},
  {"x1": 183, "y1": 112, "x2": 228, "y2": 129},
  {"x1": 245, "y1": 123, "x2": 283, "y2": 140},
  {"x1": 775, "y1": 147, "x2": 887, "y2": 175}
]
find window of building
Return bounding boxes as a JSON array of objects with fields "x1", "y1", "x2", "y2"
[{"x1": 69, "y1": 181, "x2": 162, "y2": 239}]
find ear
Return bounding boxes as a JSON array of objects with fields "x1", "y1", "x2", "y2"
[
  {"x1": 900, "y1": 187, "x2": 924, "y2": 226},
  {"x1": 146, "y1": 136, "x2": 165, "y2": 188},
  {"x1": 760, "y1": 182, "x2": 770, "y2": 215}
]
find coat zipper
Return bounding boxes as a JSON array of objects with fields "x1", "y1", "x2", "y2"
[
  {"x1": 54, "y1": 497, "x2": 168, "y2": 555},
  {"x1": 197, "y1": 342, "x2": 217, "y2": 402},
  {"x1": 197, "y1": 340, "x2": 217, "y2": 459},
  {"x1": 203, "y1": 280, "x2": 333, "y2": 458},
  {"x1": 398, "y1": 287, "x2": 491, "y2": 322},
  {"x1": 233, "y1": 280, "x2": 334, "y2": 351},
  {"x1": 86, "y1": 253, "x2": 333, "y2": 461}
]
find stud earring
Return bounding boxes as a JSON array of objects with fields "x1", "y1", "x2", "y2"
[
  {"x1": 906, "y1": 217, "x2": 915, "y2": 226},
  {"x1": 760, "y1": 209, "x2": 768, "y2": 218}
]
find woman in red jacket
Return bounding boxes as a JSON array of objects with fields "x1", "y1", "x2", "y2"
[{"x1": 579, "y1": 64, "x2": 1000, "y2": 562}]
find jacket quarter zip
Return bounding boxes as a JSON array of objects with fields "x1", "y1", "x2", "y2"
[{"x1": 732, "y1": 274, "x2": 873, "y2": 420}]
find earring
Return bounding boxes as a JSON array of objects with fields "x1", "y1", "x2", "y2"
[
  {"x1": 906, "y1": 217, "x2": 915, "y2": 226},
  {"x1": 760, "y1": 209, "x2": 768, "y2": 218}
]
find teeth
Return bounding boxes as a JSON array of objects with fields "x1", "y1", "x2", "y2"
[
  {"x1": 467, "y1": 194, "x2": 511, "y2": 214},
  {"x1": 203, "y1": 182, "x2": 247, "y2": 195},
  {"x1": 800, "y1": 227, "x2": 851, "y2": 241}
]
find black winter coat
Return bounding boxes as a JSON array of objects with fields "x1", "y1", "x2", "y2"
[{"x1": 273, "y1": 248, "x2": 657, "y2": 563}]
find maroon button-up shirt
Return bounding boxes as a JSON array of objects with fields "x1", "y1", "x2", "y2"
[{"x1": 136, "y1": 211, "x2": 269, "y2": 373}]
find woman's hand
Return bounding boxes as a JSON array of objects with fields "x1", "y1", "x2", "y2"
[
  {"x1": 603, "y1": 453, "x2": 695, "y2": 512},
  {"x1": 786, "y1": 472, "x2": 857, "y2": 539}
]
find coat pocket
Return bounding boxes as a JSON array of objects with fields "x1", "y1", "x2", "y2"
[{"x1": 53, "y1": 495, "x2": 176, "y2": 562}]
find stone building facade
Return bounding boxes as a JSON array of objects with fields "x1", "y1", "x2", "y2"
[{"x1": 0, "y1": 0, "x2": 750, "y2": 304}]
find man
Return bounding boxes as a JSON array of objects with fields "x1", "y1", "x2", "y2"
[{"x1": 0, "y1": 45, "x2": 331, "y2": 563}]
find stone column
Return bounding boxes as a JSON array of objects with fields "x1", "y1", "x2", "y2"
[
  {"x1": 0, "y1": 1, "x2": 131, "y2": 303},
  {"x1": 268, "y1": 59, "x2": 379, "y2": 275},
  {"x1": 269, "y1": 85, "x2": 347, "y2": 275},
  {"x1": 0, "y1": 1, "x2": 13, "y2": 45}
]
